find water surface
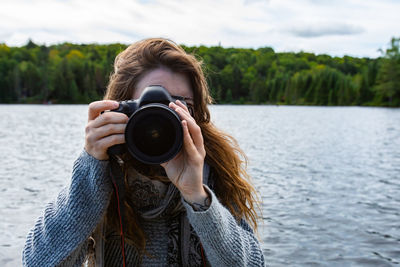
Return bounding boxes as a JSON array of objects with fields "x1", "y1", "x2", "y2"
[{"x1": 0, "y1": 105, "x2": 399, "y2": 266}]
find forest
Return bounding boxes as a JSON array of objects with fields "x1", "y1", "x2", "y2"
[{"x1": 0, "y1": 37, "x2": 399, "y2": 106}]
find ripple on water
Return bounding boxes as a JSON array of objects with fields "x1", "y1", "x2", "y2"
[{"x1": 1, "y1": 105, "x2": 400, "y2": 266}]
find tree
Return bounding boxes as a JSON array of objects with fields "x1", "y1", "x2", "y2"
[
  {"x1": 375, "y1": 37, "x2": 400, "y2": 106},
  {"x1": 0, "y1": 39, "x2": 398, "y2": 106}
]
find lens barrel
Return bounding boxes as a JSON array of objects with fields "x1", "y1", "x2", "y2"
[{"x1": 124, "y1": 104, "x2": 183, "y2": 164}]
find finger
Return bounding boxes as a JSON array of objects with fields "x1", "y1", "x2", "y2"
[
  {"x1": 88, "y1": 100, "x2": 119, "y2": 122},
  {"x1": 170, "y1": 103, "x2": 194, "y2": 123},
  {"x1": 89, "y1": 123, "x2": 126, "y2": 141},
  {"x1": 97, "y1": 134, "x2": 126, "y2": 150},
  {"x1": 181, "y1": 120, "x2": 198, "y2": 155},
  {"x1": 175, "y1": 99, "x2": 190, "y2": 113},
  {"x1": 174, "y1": 107, "x2": 204, "y2": 149},
  {"x1": 91, "y1": 112, "x2": 129, "y2": 128},
  {"x1": 170, "y1": 102, "x2": 193, "y2": 121},
  {"x1": 160, "y1": 162, "x2": 167, "y2": 168},
  {"x1": 169, "y1": 102, "x2": 203, "y2": 149}
]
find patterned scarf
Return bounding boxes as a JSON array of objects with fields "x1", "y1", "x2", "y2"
[
  {"x1": 125, "y1": 165, "x2": 211, "y2": 266},
  {"x1": 88, "y1": 164, "x2": 213, "y2": 266}
]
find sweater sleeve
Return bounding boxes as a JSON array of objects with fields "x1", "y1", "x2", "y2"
[
  {"x1": 182, "y1": 185, "x2": 265, "y2": 267},
  {"x1": 22, "y1": 150, "x2": 113, "y2": 267}
]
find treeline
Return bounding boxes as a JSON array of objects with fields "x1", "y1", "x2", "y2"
[{"x1": 0, "y1": 38, "x2": 399, "y2": 106}]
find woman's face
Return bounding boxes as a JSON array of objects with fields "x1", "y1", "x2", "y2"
[{"x1": 134, "y1": 66, "x2": 194, "y2": 108}]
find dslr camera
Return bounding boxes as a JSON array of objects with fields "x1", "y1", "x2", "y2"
[{"x1": 107, "y1": 85, "x2": 186, "y2": 164}]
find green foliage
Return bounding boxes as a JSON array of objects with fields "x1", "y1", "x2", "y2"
[
  {"x1": 0, "y1": 41, "x2": 126, "y2": 103},
  {"x1": 374, "y1": 38, "x2": 400, "y2": 106},
  {"x1": 0, "y1": 38, "x2": 399, "y2": 106}
]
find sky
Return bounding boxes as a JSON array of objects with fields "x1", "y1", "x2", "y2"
[{"x1": 1, "y1": 0, "x2": 399, "y2": 58}]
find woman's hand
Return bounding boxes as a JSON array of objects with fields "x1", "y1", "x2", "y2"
[
  {"x1": 161, "y1": 100, "x2": 208, "y2": 204},
  {"x1": 84, "y1": 100, "x2": 129, "y2": 160}
]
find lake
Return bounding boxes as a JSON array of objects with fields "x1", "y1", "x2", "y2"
[{"x1": 0, "y1": 104, "x2": 399, "y2": 266}]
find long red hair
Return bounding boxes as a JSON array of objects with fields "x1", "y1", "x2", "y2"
[{"x1": 104, "y1": 38, "x2": 260, "y2": 252}]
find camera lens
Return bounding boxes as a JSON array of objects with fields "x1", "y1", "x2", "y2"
[
  {"x1": 133, "y1": 114, "x2": 175, "y2": 156},
  {"x1": 125, "y1": 104, "x2": 183, "y2": 164}
]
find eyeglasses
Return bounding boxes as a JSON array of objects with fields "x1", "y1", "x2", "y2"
[{"x1": 171, "y1": 95, "x2": 194, "y2": 117}]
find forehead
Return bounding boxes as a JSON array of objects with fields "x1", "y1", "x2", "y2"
[{"x1": 134, "y1": 67, "x2": 193, "y2": 101}]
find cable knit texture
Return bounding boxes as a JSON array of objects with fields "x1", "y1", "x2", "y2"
[
  {"x1": 22, "y1": 150, "x2": 265, "y2": 266},
  {"x1": 182, "y1": 188, "x2": 265, "y2": 266}
]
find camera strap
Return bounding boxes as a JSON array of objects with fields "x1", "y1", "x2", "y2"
[{"x1": 109, "y1": 154, "x2": 127, "y2": 267}]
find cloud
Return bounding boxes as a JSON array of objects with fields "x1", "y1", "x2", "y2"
[
  {"x1": 244, "y1": 0, "x2": 270, "y2": 5},
  {"x1": 0, "y1": 0, "x2": 399, "y2": 57},
  {"x1": 289, "y1": 23, "x2": 365, "y2": 38}
]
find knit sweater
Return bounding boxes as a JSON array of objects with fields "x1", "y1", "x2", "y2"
[{"x1": 22, "y1": 150, "x2": 265, "y2": 266}]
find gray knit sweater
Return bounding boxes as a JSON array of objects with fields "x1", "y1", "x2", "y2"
[{"x1": 22, "y1": 150, "x2": 265, "y2": 266}]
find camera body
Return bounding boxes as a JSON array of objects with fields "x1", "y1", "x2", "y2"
[{"x1": 108, "y1": 85, "x2": 186, "y2": 165}]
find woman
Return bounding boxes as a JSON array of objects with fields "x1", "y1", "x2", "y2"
[{"x1": 23, "y1": 38, "x2": 265, "y2": 266}]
